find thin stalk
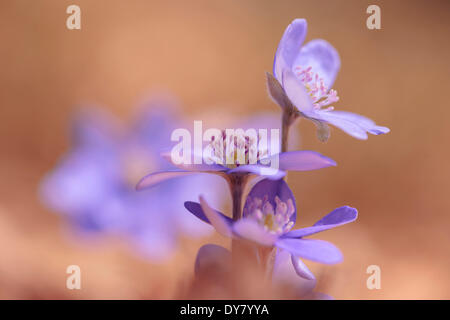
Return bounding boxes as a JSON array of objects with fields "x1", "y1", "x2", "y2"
[
  {"x1": 227, "y1": 173, "x2": 247, "y2": 258},
  {"x1": 230, "y1": 175, "x2": 245, "y2": 220},
  {"x1": 281, "y1": 109, "x2": 298, "y2": 153},
  {"x1": 228, "y1": 173, "x2": 259, "y2": 295},
  {"x1": 281, "y1": 112, "x2": 291, "y2": 153}
]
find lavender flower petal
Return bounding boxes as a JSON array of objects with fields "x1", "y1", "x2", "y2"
[
  {"x1": 136, "y1": 170, "x2": 197, "y2": 190},
  {"x1": 184, "y1": 201, "x2": 233, "y2": 226},
  {"x1": 276, "y1": 238, "x2": 343, "y2": 264},
  {"x1": 325, "y1": 110, "x2": 390, "y2": 135},
  {"x1": 227, "y1": 164, "x2": 286, "y2": 180},
  {"x1": 282, "y1": 69, "x2": 315, "y2": 112},
  {"x1": 308, "y1": 109, "x2": 390, "y2": 140},
  {"x1": 294, "y1": 39, "x2": 340, "y2": 89},
  {"x1": 307, "y1": 110, "x2": 369, "y2": 140},
  {"x1": 199, "y1": 196, "x2": 233, "y2": 237},
  {"x1": 272, "y1": 249, "x2": 317, "y2": 296},
  {"x1": 273, "y1": 19, "x2": 308, "y2": 82},
  {"x1": 283, "y1": 206, "x2": 357, "y2": 238},
  {"x1": 232, "y1": 219, "x2": 279, "y2": 246},
  {"x1": 275, "y1": 150, "x2": 337, "y2": 171},
  {"x1": 161, "y1": 152, "x2": 228, "y2": 172},
  {"x1": 291, "y1": 255, "x2": 316, "y2": 280}
]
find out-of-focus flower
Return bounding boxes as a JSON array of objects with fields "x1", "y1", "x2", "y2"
[
  {"x1": 40, "y1": 99, "x2": 222, "y2": 261},
  {"x1": 184, "y1": 178, "x2": 357, "y2": 280},
  {"x1": 267, "y1": 18, "x2": 390, "y2": 140}
]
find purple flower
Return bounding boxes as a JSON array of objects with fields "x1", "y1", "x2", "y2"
[
  {"x1": 268, "y1": 19, "x2": 390, "y2": 140},
  {"x1": 135, "y1": 114, "x2": 326, "y2": 223},
  {"x1": 136, "y1": 144, "x2": 336, "y2": 191},
  {"x1": 40, "y1": 100, "x2": 222, "y2": 261},
  {"x1": 184, "y1": 178, "x2": 357, "y2": 280}
]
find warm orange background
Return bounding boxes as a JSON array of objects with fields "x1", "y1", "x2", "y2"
[{"x1": 0, "y1": 0, "x2": 449, "y2": 299}]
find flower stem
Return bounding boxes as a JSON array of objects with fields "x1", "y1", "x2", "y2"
[
  {"x1": 281, "y1": 109, "x2": 298, "y2": 187},
  {"x1": 281, "y1": 109, "x2": 298, "y2": 153},
  {"x1": 229, "y1": 175, "x2": 245, "y2": 221},
  {"x1": 227, "y1": 173, "x2": 259, "y2": 291},
  {"x1": 281, "y1": 113, "x2": 290, "y2": 153},
  {"x1": 227, "y1": 174, "x2": 247, "y2": 260}
]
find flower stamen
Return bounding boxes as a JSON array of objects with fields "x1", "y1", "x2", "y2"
[
  {"x1": 294, "y1": 66, "x2": 339, "y2": 110},
  {"x1": 244, "y1": 194, "x2": 295, "y2": 235},
  {"x1": 207, "y1": 130, "x2": 268, "y2": 169}
]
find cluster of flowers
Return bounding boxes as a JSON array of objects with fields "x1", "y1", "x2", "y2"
[
  {"x1": 137, "y1": 19, "x2": 389, "y2": 297},
  {"x1": 41, "y1": 19, "x2": 388, "y2": 297}
]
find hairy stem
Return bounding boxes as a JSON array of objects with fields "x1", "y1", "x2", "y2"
[
  {"x1": 281, "y1": 110, "x2": 298, "y2": 153},
  {"x1": 281, "y1": 113, "x2": 291, "y2": 153},
  {"x1": 228, "y1": 173, "x2": 259, "y2": 292},
  {"x1": 230, "y1": 176, "x2": 245, "y2": 221},
  {"x1": 227, "y1": 173, "x2": 247, "y2": 258}
]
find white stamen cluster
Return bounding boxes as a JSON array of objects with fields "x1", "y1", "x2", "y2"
[
  {"x1": 295, "y1": 66, "x2": 339, "y2": 111},
  {"x1": 208, "y1": 130, "x2": 268, "y2": 168},
  {"x1": 244, "y1": 194, "x2": 295, "y2": 235}
]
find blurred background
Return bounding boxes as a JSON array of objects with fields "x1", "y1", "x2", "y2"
[{"x1": 0, "y1": 0, "x2": 449, "y2": 299}]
